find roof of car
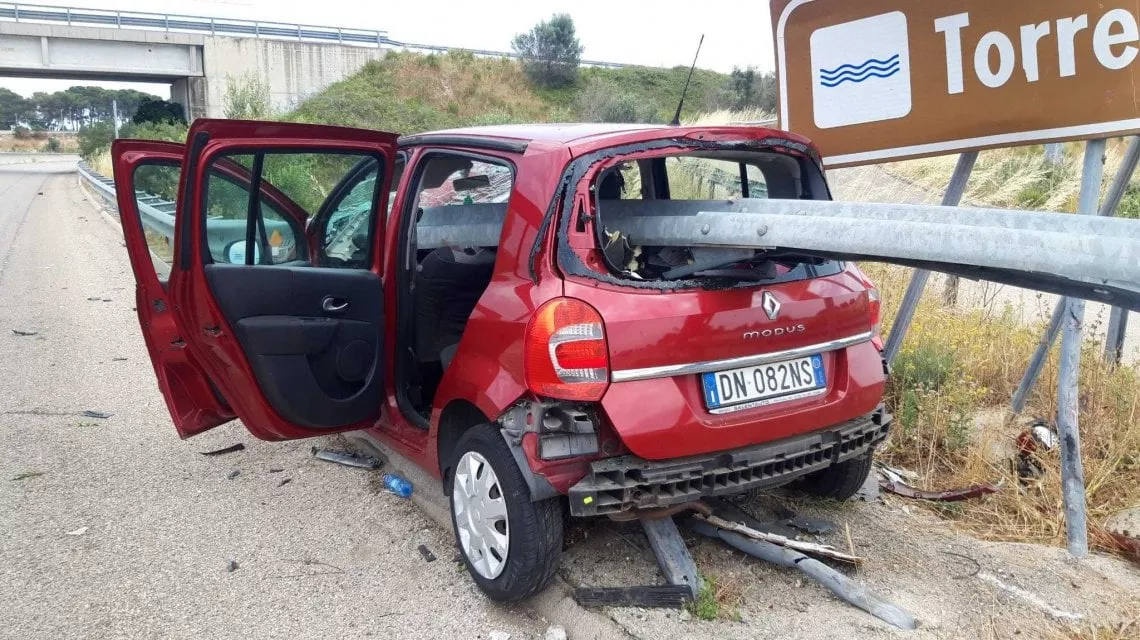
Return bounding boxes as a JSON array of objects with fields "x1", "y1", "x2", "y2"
[{"x1": 418, "y1": 123, "x2": 672, "y2": 144}]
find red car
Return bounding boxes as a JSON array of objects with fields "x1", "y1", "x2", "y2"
[{"x1": 112, "y1": 119, "x2": 888, "y2": 601}]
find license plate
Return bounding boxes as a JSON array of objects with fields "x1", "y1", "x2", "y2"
[{"x1": 701, "y1": 354, "x2": 826, "y2": 414}]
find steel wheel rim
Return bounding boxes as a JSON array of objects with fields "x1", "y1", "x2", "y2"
[{"x1": 452, "y1": 451, "x2": 510, "y2": 579}]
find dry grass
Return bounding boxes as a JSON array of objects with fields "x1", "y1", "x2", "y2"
[
  {"x1": 88, "y1": 148, "x2": 114, "y2": 177},
  {"x1": 685, "y1": 108, "x2": 775, "y2": 126},
  {"x1": 386, "y1": 52, "x2": 566, "y2": 124},
  {"x1": 884, "y1": 138, "x2": 1138, "y2": 214},
  {"x1": 0, "y1": 133, "x2": 79, "y2": 153},
  {"x1": 867, "y1": 263, "x2": 1140, "y2": 553}
]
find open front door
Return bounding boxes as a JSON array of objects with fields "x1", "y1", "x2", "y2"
[{"x1": 115, "y1": 120, "x2": 399, "y2": 441}]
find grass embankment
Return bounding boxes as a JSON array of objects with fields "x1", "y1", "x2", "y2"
[{"x1": 885, "y1": 139, "x2": 1140, "y2": 217}]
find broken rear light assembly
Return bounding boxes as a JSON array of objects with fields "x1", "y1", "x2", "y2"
[
  {"x1": 868, "y1": 287, "x2": 882, "y2": 349},
  {"x1": 524, "y1": 297, "x2": 610, "y2": 401}
]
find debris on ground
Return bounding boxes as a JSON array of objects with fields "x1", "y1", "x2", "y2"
[
  {"x1": 544, "y1": 625, "x2": 568, "y2": 640},
  {"x1": 11, "y1": 471, "x2": 44, "y2": 481},
  {"x1": 380, "y1": 472, "x2": 413, "y2": 498},
  {"x1": 80, "y1": 410, "x2": 112, "y2": 419},
  {"x1": 11, "y1": 329, "x2": 38, "y2": 336},
  {"x1": 689, "y1": 518, "x2": 917, "y2": 630},
  {"x1": 488, "y1": 632, "x2": 511, "y2": 640},
  {"x1": 277, "y1": 478, "x2": 292, "y2": 487},
  {"x1": 417, "y1": 544, "x2": 436, "y2": 562},
  {"x1": 311, "y1": 446, "x2": 383, "y2": 470},
  {"x1": 574, "y1": 585, "x2": 694, "y2": 608},
  {"x1": 86, "y1": 297, "x2": 101, "y2": 301},
  {"x1": 111, "y1": 357, "x2": 128, "y2": 361},
  {"x1": 1014, "y1": 418, "x2": 1058, "y2": 484},
  {"x1": 268, "y1": 468, "x2": 285, "y2": 473},
  {"x1": 695, "y1": 514, "x2": 863, "y2": 564},
  {"x1": 783, "y1": 515, "x2": 837, "y2": 535},
  {"x1": 878, "y1": 465, "x2": 998, "y2": 501},
  {"x1": 200, "y1": 443, "x2": 245, "y2": 456},
  {"x1": 226, "y1": 560, "x2": 239, "y2": 572},
  {"x1": 65, "y1": 527, "x2": 88, "y2": 536},
  {"x1": 226, "y1": 469, "x2": 241, "y2": 480}
]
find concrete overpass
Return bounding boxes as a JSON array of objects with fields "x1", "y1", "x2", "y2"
[
  {"x1": 0, "y1": 3, "x2": 633, "y2": 121},
  {"x1": 0, "y1": 6, "x2": 392, "y2": 119}
]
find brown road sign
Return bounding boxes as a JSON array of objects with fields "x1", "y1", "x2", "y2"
[{"x1": 772, "y1": 0, "x2": 1140, "y2": 166}]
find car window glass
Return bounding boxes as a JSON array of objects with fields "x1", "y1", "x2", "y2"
[
  {"x1": 131, "y1": 162, "x2": 180, "y2": 281},
  {"x1": 202, "y1": 151, "x2": 384, "y2": 267},
  {"x1": 411, "y1": 158, "x2": 513, "y2": 256}
]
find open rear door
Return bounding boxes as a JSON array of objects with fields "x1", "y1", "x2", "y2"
[
  {"x1": 112, "y1": 140, "x2": 235, "y2": 438},
  {"x1": 114, "y1": 120, "x2": 399, "y2": 441}
]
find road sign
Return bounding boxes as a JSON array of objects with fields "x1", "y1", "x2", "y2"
[{"x1": 772, "y1": 0, "x2": 1140, "y2": 166}]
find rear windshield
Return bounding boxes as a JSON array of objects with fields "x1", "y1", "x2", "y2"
[{"x1": 592, "y1": 151, "x2": 840, "y2": 285}]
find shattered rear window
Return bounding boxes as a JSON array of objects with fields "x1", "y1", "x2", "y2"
[{"x1": 592, "y1": 150, "x2": 839, "y2": 286}]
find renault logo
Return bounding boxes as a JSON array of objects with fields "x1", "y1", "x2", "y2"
[{"x1": 762, "y1": 291, "x2": 781, "y2": 320}]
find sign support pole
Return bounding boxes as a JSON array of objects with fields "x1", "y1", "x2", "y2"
[
  {"x1": 1057, "y1": 138, "x2": 1106, "y2": 559},
  {"x1": 1011, "y1": 136, "x2": 1140, "y2": 411},
  {"x1": 883, "y1": 151, "x2": 978, "y2": 364}
]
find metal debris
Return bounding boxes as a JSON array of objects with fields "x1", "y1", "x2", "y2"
[
  {"x1": 1104, "y1": 505, "x2": 1140, "y2": 564},
  {"x1": 784, "y1": 515, "x2": 837, "y2": 535},
  {"x1": 226, "y1": 560, "x2": 239, "y2": 572},
  {"x1": 11, "y1": 471, "x2": 44, "y2": 481},
  {"x1": 226, "y1": 469, "x2": 241, "y2": 480},
  {"x1": 311, "y1": 446, "x2": 383, "y2": 470},
  {"x1": 66, "y1": 527, "x2": 88, "y2": 536},
  {"x1": 11, "y1": 329, "x2": 38, "y2": 336},
  {"x1": 878, "y1": 466, "x2": 998, "y2": 502},
  {"x1": 268, "y1": 468, "x2": 285, "y2": 473},
  {"x1": 1015, "y1": 419, "x2": 1058, "y2": 484},
  {"x1": 695, "y1": 514, "x2": 864, "y2": 564},
  {"x1": 574, "y1": 585, "x2": 693, "y2": 608},
  {"x1": 689, "y1": 518, "x2": 917, "y2": 630},
  {"x1": 200, "y1": 443, "x2": 245, "y2": 456},
  {"x1": 417, "y1": 544, "x2": 436, "y2": 562},
  {"x1": 81, "y1": 410, "x2": 112, "y2": 419},
  {"x1": 277, "y1": 478, "x2": 292, "y2": 487}
]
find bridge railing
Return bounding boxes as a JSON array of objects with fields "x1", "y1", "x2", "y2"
[{"x1": 0, "y1": 2, "x2": 631, "y2": 68}]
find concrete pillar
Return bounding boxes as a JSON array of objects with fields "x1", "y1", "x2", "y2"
[{"x1": 171, "y1": 77, "x2": 209, "y2": 122}]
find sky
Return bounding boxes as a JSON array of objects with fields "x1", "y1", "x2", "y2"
[{"x1": 1, "y1": 0, "x2": 777, "y2": 97}]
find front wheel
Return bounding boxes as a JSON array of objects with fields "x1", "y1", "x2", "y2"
[{"x1": 448, "y1": 424, "x2": 564, "y2": 601}]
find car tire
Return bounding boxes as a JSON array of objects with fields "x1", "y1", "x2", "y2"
[
  {"x1": 800, "y1": 451, "x2": 874, "y2": 501},
  {"x1": 448, "y1": 424, "x2": 564, "y2": 602}
]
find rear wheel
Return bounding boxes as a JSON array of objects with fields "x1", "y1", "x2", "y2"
[
  {"x1": 448, "y1": 424, "x2": 563, "y2": 601},
  {"x1": 799, "y1": 450, "x2": 874, "y2": 500}
]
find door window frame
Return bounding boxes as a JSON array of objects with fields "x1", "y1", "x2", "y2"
[{"x1": 392, "y1": 147, "x2": 519, "y2": 428}]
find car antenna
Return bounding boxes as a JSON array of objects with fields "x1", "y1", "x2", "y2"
[{"x1": 670, "y1": 34, "x2": 705, "y2": 126}]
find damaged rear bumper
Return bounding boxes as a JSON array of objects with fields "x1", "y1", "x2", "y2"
[{"x1": 567, "y1": 407, "x2": 891, "y2": 517}]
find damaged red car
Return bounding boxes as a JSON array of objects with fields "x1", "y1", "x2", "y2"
[{"x1": 112, "y1": 119, "x2": 889, "y2": 601}]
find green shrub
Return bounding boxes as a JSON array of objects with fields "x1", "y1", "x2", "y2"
[
  {"x1": 13, "y1": 125, "x2": 31, "y2": 140},
  {"x1": 78, "y1": 121, "x2": 114, "y2": 159},
  {"x1": 576, "y1": 77, "x2": 657, "y2": 123},
  {"x1": 121, "y1": 121, "x2": 188, "y2": 143},
  {"x1": 42, "y1": 137, "x2": 61, "y2": 152},
  {"x1": 891, "y1": 342, "x2": 956, "y2": 392}
]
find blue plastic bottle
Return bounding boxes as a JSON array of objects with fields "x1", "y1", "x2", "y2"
[{"x1": 381, "y1": 472, "x2": 413, "y2": 498}]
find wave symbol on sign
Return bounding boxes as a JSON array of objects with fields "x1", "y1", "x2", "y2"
[{"x1": 819, "y1": 54, "x2": 900, "y2": 87}]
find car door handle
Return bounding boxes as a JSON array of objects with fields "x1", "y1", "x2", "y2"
[{"x1": 322, "y1": 296, "x2": 349, "y2": 313}]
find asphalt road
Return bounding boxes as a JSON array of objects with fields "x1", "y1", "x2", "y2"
[{"x1": 0, "y1": 163, "x2": 548, "y2": 639}]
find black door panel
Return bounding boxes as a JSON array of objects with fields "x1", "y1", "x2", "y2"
[{"x1": 205, "y1": 264, "x2": 383, "y2": 428}]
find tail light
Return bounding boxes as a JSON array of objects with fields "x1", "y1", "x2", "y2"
[
  {"x1": 868, "y1": 287, "x2": 883, "y2": 350},
  {"x1": 525, "y1": 298, "x2": 610, "y2": 401}
]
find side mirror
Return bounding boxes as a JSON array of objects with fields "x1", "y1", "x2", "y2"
[{"x1": 224, "y1": 240, "x2": 261, "y2": 265}]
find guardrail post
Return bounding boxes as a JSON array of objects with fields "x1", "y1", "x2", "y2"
[
  {"x1": 66, "y1": 7, "x2": 70, "y2": 25},
  {"x1": 210, "y1": 18, "x2": 215, "y2": 35},
  {"x1": 254, "y1": 22, "x2": 259, "y2": 37},
  {"x1": 116, "y1": 11, "x2": 120, "y2": 27},
  {"x1": 1012, "y1": 135, "x2": 1140, "y2": 401},
  {"x1": 297, "y1": 25, "x2": 302, "y2": 41},
  {"x1": 882, "y1": 150, "x2": 977, "y2": 364},
  {"x1": 165, "y1": 15, "x2": 169, "y2": 31},
  {"x1": 13, "y1": 4, "x2": 18, "y2": 21},
  {"x1": 1057, "y1": 137, "x2": 1105, "y2": 559},
  {"x1": 337, "y1": 27, "x2": 342, "y2": 43}
]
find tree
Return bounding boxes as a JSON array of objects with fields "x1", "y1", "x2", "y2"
[
  {"x1": 0, "y1": 88, "x2": 32, "y2": 130},
  {"x1": 511, "y1": 14, "x2": 583, "y2": 88},
  {"x1": 133, "y1": 98, "x2": 186, "y2": 126},
  {"x1": 223, "y1": 72, "x2": 272, "y2": 120},
  {"x1": 729, "y1": 66, "x2": 777, "y2": 114}
]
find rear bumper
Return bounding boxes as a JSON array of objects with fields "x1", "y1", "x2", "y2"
[{"x1": 567, "y1": 406, "x2": 890, "y2": 517}]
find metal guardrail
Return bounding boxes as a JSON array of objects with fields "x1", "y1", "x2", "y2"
[
  {"x1": 77, "y1": 160, "x2": 175, "y2": 240},
  {"x1": 0, "y1": 1, "x2": 631, "y2": 68}
]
